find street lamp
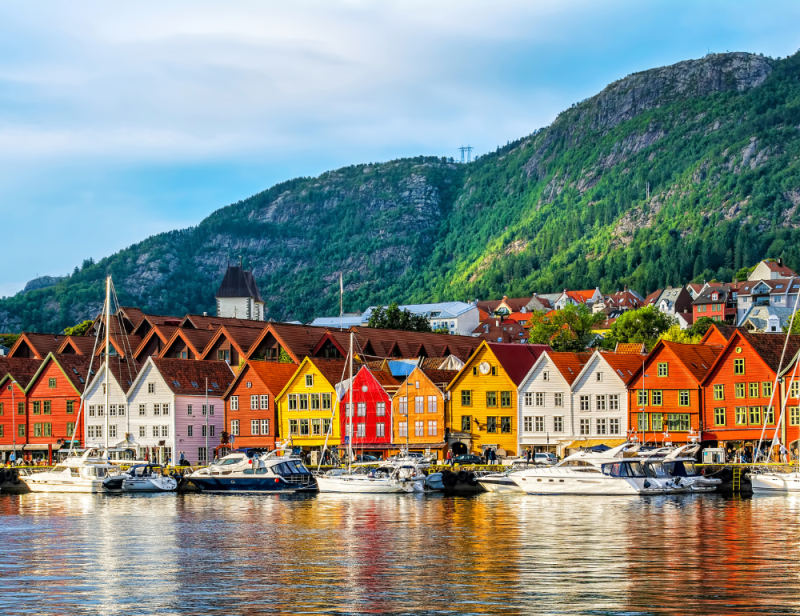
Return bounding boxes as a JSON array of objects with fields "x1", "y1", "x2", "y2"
[{"x1": 8, "y1": 381, "x2": 18, "y2": 464}]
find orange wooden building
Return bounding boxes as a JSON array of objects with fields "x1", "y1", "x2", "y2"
[
  {"x1": 627, "y1": 341, "x2": 720, "y2": 446},
  {"x1": 0, "y1": 358, "x2": 42, "y2": 461},
  {"x1": 700, "y1": 330, "x2": 800, "y2": 454}
]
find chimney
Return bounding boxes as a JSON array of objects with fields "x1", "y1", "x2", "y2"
[
  {"x1": 778, "y1": 258, "x2": 784, "y2": 267},
  {"x1": 203, "y1": 312, "x2": 208, "y2": 316}
]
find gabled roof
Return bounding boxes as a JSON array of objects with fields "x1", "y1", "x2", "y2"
[
  {"x1": 738, "y1": 305, "x2": 795, "y2": 331},
  {"x1": 57, "y1": 335, "x2": 99, "y2": 356},
  {"x1": 644, "y1": 289, "x2": 663, "y2": 306},
  {"x1": 221, "y1": 359, "x2": 298, "y2": 400},
  {"x1": 131, "y1": 314, "x2": 184, "y2": 337},
  {"x1": 477, "y1": 296, "x2": 532, "y2": 314},
  {"x1": 8, "y1": 332, "x2": 64, "y2": 359},
  {"x1": 564, "y1": 289, "x2": 598, "y2": 303},
  {"x1": 600, "y1": 352, "x2": 647, "y2": 385},
  {"x1": 118, "y1": 307, "x2": 147, "y2": 328},
  {"x1": 133, "y1": 325, "x2": 179, "y2": 356},
  {"x1": 760, "y1": 260, "x2": 798, "y2": 278},
  {"x1": 349, "y1": 326, "x2": 480, "y2": 361},
  {"x1": 200, "y1": 325, "x2": 266, "y2": 361},
  {"x1": 699, "y1": 324, "x2": 744, "y2": 345},
  {"x1": 180, "y1": 314, "x2": 267, "y2": 330},
  {"x1": 25, "y1": 353, "x2": 95, "y2": 394},
  {"x1": 215, "y1": 265, "x2": 264, "y2": 302},
  {"x1": 148, "y1": 357, "x2": 235, "y2": 396},
  {"x1": 159, "y1": 328, "x2": 216, "y2": 358},
  {"x1": 95, "y1": 334, "x2": 143, "y2": 359},
  {"x1": 0, "y1": 357, "x2": 43, "y2": 389},
  {"x1": 276, "y1": 357, "x2": 351, "y2": 401},
  {"x1": 547, "y1": 352, "x2": 593, "y2": 385},
  {"x1": 85, "y1": 359, "x2": 142, "y2": 394},
  {"x1": 692, "y1": 285, "x2": 736, "y2": 305},
  {"x1": 485, "y1": 342, "x2": 551, "y2": 386},
  {"x1": 472, "y1": 318, "x2": 528, "y2": 343},
  {"x1": 701, "y1": 330, "x2": 800, "y2": 384},
  {"x1": 419, "y1": 368, "x2": 460, "y2": 388},
  {"x1": 246, "y1": 322, "x2": 330, "y2": 362}
]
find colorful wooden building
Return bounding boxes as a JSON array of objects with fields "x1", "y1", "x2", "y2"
[
  {"x1": 339, "y1": 366, "x2": 399, "y2": 458},
  {"x1": 0, "y1": 358, "x2": 42, "y2": 462},
  {"x1": 222, "y1": 360, "x2": 298, "y2": 451},
  {"x1": 446, "y1": 341, "x2": 549, "y2": 457},
  {"x1": 627, "y1": 341, "x2": 720, "y2": 446}
]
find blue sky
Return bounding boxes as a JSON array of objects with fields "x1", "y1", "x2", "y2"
[{"x1": 1, "y1": 1, "x2": 799, "y2": 297}]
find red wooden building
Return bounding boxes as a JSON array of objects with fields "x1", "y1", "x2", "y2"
[
  {"x1": 0, "y1": 358, "x2": 42, "y2": 462},
  {"x1": 700, "y1": 330, "x2": 800, "y2": 455},
  {"x1": 339, "y1": 366, "x2": 399, "y2": 458},
  {"x1": 627, "y1": 340, "x2": 720, "y2": 446},
  {"x1": 778, "y1": 349, "x2": 800, "y2": 456},
  {"x1": 24, "y1": 354, "x2": 93, "y2": 463},
  {"x1": 223, "y1": 360, "x2": 298, "y2": 450}
]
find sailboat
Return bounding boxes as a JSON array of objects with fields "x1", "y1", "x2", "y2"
[{"x1": 316, "y1": 333, "x2": 418, "y2": 494}]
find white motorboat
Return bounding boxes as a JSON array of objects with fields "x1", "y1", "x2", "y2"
[
  {"x1": 661, "y1": 445, "x2": 721, "y2": 492},
  {"x1": 750, "y1": 471, "x2": 800, "y2": 492},
  {"x1": 122, "y1": 464, "x2": 178, "y2": 492},
  {"x1": 316, "y1": 464, "x2": 421, "y2": 493},
  {"x1": 188, "y1": 449, "x2": 317, "y2": 493},
  {"x1": 23, "y1": 448, "x2": 118, "y2": 493},
  {"x1": 478, "y1": 461, "x2": 532, "y2": 493}
]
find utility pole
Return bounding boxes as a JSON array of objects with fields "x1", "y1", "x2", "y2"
[
  {"x1": 205, "y1": 377, "x2": 209, "y2": 465},
  {"x1": 458, "y1": 146, "x2": 474, "y2": 163},
  {"x1": 9, "y1": 381, "x2": 17, "y2": 464}
]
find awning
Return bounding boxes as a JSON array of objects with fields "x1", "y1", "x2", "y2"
[
  {"x1": 0, "y1": 445, "x2": 21, "y2": 451},
  {"x1": 564, "y1": 439, "x2": 627, "y2": 450},
  {"x1": 351, "y1": 443, "x2": 447, "y2": 450},
  {"x1": 23, "y1": 443, "x2": 63, "y2": 451}
]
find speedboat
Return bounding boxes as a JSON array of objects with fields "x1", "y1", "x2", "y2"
[
  {"x1": 661, "y1": 445, "x2": 721, "y2": 492},
  {"x1": 188, "y1": 449, "x2": 317, "y2": 493},
  {"x1": 478, "y1": 461, "x2": 532, "y2": 493},
  {"x1": 22, "y1": 448, "x2": 118, "y2": 493},
  {"x1": 122, "y1": 465, "x2": 178, "y2": 492},
  {"x1": 316, "y1": 462, "x2": 422, "y2": 493}
]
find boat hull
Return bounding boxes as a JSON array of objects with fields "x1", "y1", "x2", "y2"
[
  {"x1": 316, "y1": 476, "x2": 415, "y2": 493},
  {"x1": 478, "y1": 476, "x2": 524, "y2": 493},
  {"x1": 189, "y1": 475, "x2": 317, "y2": 493},
  {"x1": 512, "y1": 473, "x2": 664, "y2": 496},
  {"x1": 750, "y1": 472, "x2": 800, "y2": 492},
  {"x1": 23, "y1": 478, "x2": 106, "y2": 493},
  {"x1": 122, "y1": 478, "x2": 178, "y2": 492}
]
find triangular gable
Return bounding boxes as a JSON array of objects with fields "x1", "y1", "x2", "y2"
[
  {"x1": 220, "y1": 360, "x2": 265, "y2": 400},
  {"x1": 519, "y1": 351, "x2": 569, "y2": 392},
  {"x1": 199, "y1": 326, "x2": 248, "y2": 361},
  {"x1": 311, "y1": 332, "x2": 348, "y2": 359},
  {"x1": 133, "y1": 326, "x2": 169, "y2": 361},
  {"x1": 57, "y1": 336, "x2": 98, "y2": 356},
  {"x1": 446, "y1": 341, "x2": 493, "y2": 391},
  {"x1": 24, "y1": 353, "x2": 85, "y2": 395},
  {"x1": 699, "y1": 329, "x2": 771, "y2": 386},
  {"x1": 245, "y1": 326, "x2": 302, "y2": 363},
  {"x1": 159, "y1": 329, "x2": 206, "y2": 359},
  {"x1": 275, "y1": 357, "x2": 315, "y2": 401}
]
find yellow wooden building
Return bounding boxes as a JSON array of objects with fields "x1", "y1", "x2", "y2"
[
  {"x1": 275, "y1": 357, "x2": 347, "y2": 451},
  {"x1": 390, "y1": 367, "x2": 459, "y2": 460},
  {"x1": 446, "y1": 341, "x2": 548, "y2": 457}
]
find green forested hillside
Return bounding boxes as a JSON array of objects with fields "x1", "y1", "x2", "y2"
[{"x1": 3, "y1": 51, "x2": 800, "y2": 333}]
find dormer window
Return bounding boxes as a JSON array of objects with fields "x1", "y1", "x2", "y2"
[{"x1": 712, "y1": 293, "x2": 718, "y2": 301}]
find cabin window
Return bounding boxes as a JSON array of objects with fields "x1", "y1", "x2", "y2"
[
  {"x1": 231, "y1": 420, "x2": 240, "y2": 435},
  {"x1": 735, "y1": 407, "x2": 748, "y2": 425},
  {"x1": 714, "y1": 408, "x2": 726, "y2": 426},
  {"x1": 414, "y1": 397, "x2": 424, "y2": 414},
  {"x1": 461, "y1": 416, "x2": 471, "y2": 431},
  {"x1": 187, "y1": 425, "x2": 193, "y2": 437},
  {"x1": 399, "y1": 397, "x2": 408, "y2": 415},
  {"x1": 461, "y1": 390, "x2": 472, "y2": 407},
  {"x1": 288, "y1": 420, "x2": 298, "y2": 435},
  {"x1": 251, "y1": 395, "x2": 258, "y2": 410},
  {"x1": 764, "y1": 406, "x2": 775, "y2": 424},
  {"x1": 414, "y1": 421, "x2": 423, "y2": 437},
  {"x1": 18, "y1": 425, "x2": 25, "y2": 437},
  {"x1": 305, "y1": 374, "x2": 314, "y2": 388},
  {"x1": 230, "y1": 396, "x2": 239, "y2": 411},
  {"x1": 109, "y1": 425, "x2": 117, "y2": 439},
  {"x1": 261, "y1": 395, "x2": 270, "y2": 410},
  {"x1": 580, "y1": 418, "x2": 590, "y2": 435},
  {"x1": 535, "y1": 392, "x2": 544, "y2": 407},
  {"x1": 651, "y1": 391, "x2": 663, "y2": 406},
  {"x1": 735, "y1": 383, "x2": 746, "y2": 399},
  {"x1": 679, "y1": 391, "x2": 690, "y2": 407},
  {"x1": 32, "y1": 401, "x2": 41, "y2": 415},
  {"x1": 734, "y1": 358, "x2": 745, "y2": 375},
  {"x1": 580, "y1": 396, "x2": 590, "y2": 411},
  {"x1": 762, "y1": 382, "x2": 773, "y2": 398},
  {"x1": 427, "y1": 397, "x2": 437, "y2": 414},
  {"x1": 486, "y1": 392, "x2": 497, "y2": 408},
  {"x1": 376, "y1": 423, "x2": 386, "y2": 438},
  {"x1": 596, "y1": 418, "x2": 607, "y2": 435},
  {"x1": 48, "y1": 378, "x2": 56, "y2": 389},
  {"x1": 288, "y1": 395, "x2": 298, "y2": 411},
  {"x1": 554, "y1": 416, "x2": 564, "y2": 432},
  {"x1": 609, "y1": 418, "x2": 620, "y2": 434},
  {"x1": 534, "y1": 416, "x2": 544, "y2": 432},
  {"x1": 486, "y1": 417, "x2": 497, "y2": 433},
  {"x1": 377, "y1": 402, "x2": 386, "y2": 416},
  {"x1": 311, "y1": 419, "x2": 320, "y2": 435},
  {"x1": 427, "y1": 421, "x2": 437, "y2": 436},
  {"x1": 398, "y1": 422, "x2": 408, "y2": 437},
  {"x1": 666, "y1": 414, "x2": 690, "y2": 431},
  {"x1": 791, "y1": 382, "x2": 800, "y2": 398},
  {"x1": 790, "y1": 407, "x2": 800, "y2": 426},
  {"x1": 651, "y1": 413, "x2": 663, "y2": 431},
  {"x1": 596, "y1": 395, "x2": 606, "y2": 411},
  {"x1": 148, "y1": 383, "x2": 155, "y2": 394},
  {"x1": 749, "y1": 407, "x2": 761, "y2": 425},
  {"x1": 657, "y1": 363, "x2": 668, "y2": 377},
  {"x1": 554, "y1": 393, "x2": 563, "y2": 407},
  {"x1": 749, "y1": 383, "x2": 759, "y2": 398},
  {"x1": 251, "y1": 420, "x2": 259, "y2": 435}
]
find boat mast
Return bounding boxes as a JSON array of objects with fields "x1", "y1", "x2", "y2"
[
  {"x1": 104, "y1": 275, "x2": 110, "y2": 452},
  {"x1": 348, "y1": 332, "x2": 354, "y2": 471},
  {"x1": 405, "y1": 370, "x2": 409, "y2": 453}
]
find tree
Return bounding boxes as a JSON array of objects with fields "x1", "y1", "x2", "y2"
[
  {"x1": 689, "y1": 316, "x2": 716, "y2": 337},
  {"x1": 0, "y1": 333, "x2": 20, "y2": 349},
  {"x1": 606, "y1": 306, "x2": 677, "y2": 350},
  {"x1": 63, "y1": 319, "x2": 94, "y2": 337},
  {"x1": 367, "y1": 303, "x2": 432, "y2": 332},
  {"x1": 527, "y1": 304, "x2": 605, "y2": 352},
  {"x1": 659, "y1": 324, "x2": 702, "y2": 345}
]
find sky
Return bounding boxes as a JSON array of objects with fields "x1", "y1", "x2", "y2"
[{"x1": 1, "y1": 0, "x2": 799, "y2": 297}]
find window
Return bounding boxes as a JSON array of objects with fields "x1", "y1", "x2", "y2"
[
  {"x1": 486, "y1": 391, "x2": 497, "y2": 407},
  {"x1": 651, "y1": 390, "x2": 663, "y2": 406},
  {"x1": 679, "y1": 391, "x2": 690, "y2": 407},
  {"x1": 426, "y1": 397, "x2": 436, "y2": 414},
  {"x1": 66, "y1": 423, "x2": 75, "y2": 437},
  {"x1": 535, "y1": 392, "x2": 544, "y2": 407},
  {"x1": 461, "y1": 390, "x2": 472, "y2": 407},
  {"x1": 637, "y1": 390, "x2": 647, "y2": 406},
  {"x1": 48, "y1": 377, "x2": 56, "y2": 388},
  {"x1": 109, "y1": 425, "x2": 117, "y2": 439},
  {"x1": 399, "y1": 397, "x2": 408, "y2": 415},
  {"x1": 501, "y1": 392, "x2": 512, "y2": 408},
  {"x1": 187, "y1": 425, "x2": 193, "y2": 437},
  {"x1": 472, "y1": 367, "x2": 477, "y2": 376},
  {"x1": 580, "y1": 396, "x2": 590, "y2": 411},
  {"x1": 486, "y1": 416, "x2": 497, "y2": 433},
  {"x1": 491, "y1": 366, "x2": 497, "y2": 376},
  {"x1": 749, "y1": 406, "x2": 761, "y2": 425},
  {"x1": 735, "y1": 407, "x2": 748, "y2": 425},
  {"x1": 299, "y1": 394, "x2": 308, "y2": 411},
  {"x1": 17, "y1": 403, "x2": 23, "y2": 416},
  {"x1": 790, "y1": 407, "x2": 800, "y2": 426},
  {"x1": 735, "y1": 383, "x2": 746, "y2": 399},
  {"x1": 714, "y1": 408, "x2": 726, "y2": 426},
  {"x1": 637, "y1": 413, "x2": 648, "y2": 431},
  {"x1": 749, "y1": 383, "x2": 759, "y2": 398},
  {"x1": 609, "y1": 418, "x2": 620, "y2": 435},
  {"x1": 554, "y1": 416, "x2": 564, "y2": 432},
  {"x1": 299, "y1": 419, "x2": 309, "y2": 436},
  {"x1": 66, "y1": 400, "x2": 74, "y2": 414},
  {"x1": 305, "y1": 374, "x2": 314, "y2": 388},
  {"x1": 230, "y1": 396, "x2": 239, "y2": 411},
  {"x1": 322, "y1": 394, "x2": 332, "y2": 410},
  {"x1": 289, "y1": 419, "x2": 298, "y2": 435},
  {"x1": 762, "y1": 382, "x2": 773, "y2": 398},
  {"x1": 657, "y1": 363, "x2": 668, "y2": 377},
  {"x1": 554, "y1": 393, "x2": 563, "y2": 407},
  {"x1": 580, "y1": 418, "x2": 590, "y2": 435},
  {"x1": 251, "y1": 395, "x2": 258, "y2": 410},
  {"x1": 288, "y1": 395, "x2": 298, "y2": 411},
  {"x1": 344, "y1": 403, "x2": 353, "y2": 418},
  {"x1": 88, "y1": 405, "x2": 95, "y2": 418},
  {"x1": 542, "y1": 371, "x2": 549, "y2": 381},
  {"x1": 764, "y1": 406, "x2": 775, "y2": 424},
  {"x1": 414, "y1": 397, "x2": 423, "y2": 414},
  {"x1": 523, "y1": 416, "x2": 533, "y2": 432},
  {"x1": 399, "y1": 422, "x2": 408, "y2": 437},
  {"x1": 524, "y1": 392, "x2": 533, "y2": 406},
  {"x1": 33, "y1": 401, "x2": 40, "y2": 415},
  {"x1": 501, "y1": 417, "x2": 511, "y2": 433},
  {"x1": 376, "y1": 423, "x2": 386, "y2": 438},
  {"x1": 309, "y1": 394, "x2": 319, "y2": 410},
  {"x1": 198, "y1": 448, "x2": 208, "y2": 464},
  {"x1": 596, "y1": 395, "x2": 606, "y2": 411},
  {"x1": 322, "y1": 418, "x2": 331, "y2": 435},
  {"x1": 139, "y1": 426, "x2": 146, "y2": 438},
  {"x1": 358, "y1": 402, "x2": 367, "y2": 417},
  {"x1": 97, "y1": 405, "x2": 104, "y2": 417},
  {"x1": 152, "y1": 426, "x2": 159, "y2": 438},
  {"x1": 154, "y1": 404, "x2": 161, "y2": 416},
  {"x1": 148, "y1": 383, "x2": 155, "y2": 394},
  {"x1": 461, "y1": 416, "x2": 471, "y2": 431},
  {"x1": 596, "y1": 372, "x2": 603, "y2": 382},
  {"x1": 42, "y1": 401, "x2": 51, "y2": 415},
  {"x1": 666, "y1": 414, "x2": 690, "y2": 431},
  {"x1": 217, "y1": 349, "x2": 230, "y2": 362},
  {"x1": 139, "y1": 404, "x2": 146, "y2": 416},
  {"x1": 734, "y1": 358, "x2": 745, "y2": 375},
  {"x1": 374, "y1": 402, "x2": 385, "y2": 417},
  {"x1": 119, "y1": 405, "x2": 125, "y2": 417},
  {"x1": 109, "y1": 404, "x2": 116, "y2": 417},
  {"x1": 534, "y1": 416, "x2": 544, "y2": 432},
  {"x1": 596, "y1": 418, "x2": 607, "y2": 435},
  {"x1": 427, "y1": 421, "x2": 437, "y2": 436},
  {"x1": 415, "y1": 381, "x2": 420, "y2": 390},
  {"x1": 608, "y1": 395, "x2": 619, "y2": 411},
  {"x1": 792, "y1": 382, "x2": 800, "y2": 398},
  {"x1": 87, "y1": 425, "x2": 100, "y2": 438},
  {"x1": 263, "y1": 419, "x2": 272, "y2": 435},
  {"x1": 251, "y1": 420, "x2": 259, "y2": 435},
  {"x1": 18, "y1": 425, "x2": 24, "y2": 437},
  {"x1": 415, "y1": 421, "x2": 424, "y2": 436},
  {"x1": 651, "y1": 413, "x2": 663, "y2": 431},
  {"x1": 312, "y1": 419, "x2": 321, "y2": 435}
]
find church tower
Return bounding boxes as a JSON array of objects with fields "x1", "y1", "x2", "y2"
[{"x1": 215, "y1": 264, "x2": 265, "y2": 321}]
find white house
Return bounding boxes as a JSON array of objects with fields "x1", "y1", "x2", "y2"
[
  {"x1": 748, "y1": 258, "x2": 797, "y2": 281},
  {"x1": 125, "y1": 357, "x2": 235, "y2": 465},
  {"x1": 517, "y1": 351, "x2": 592, "y2": 455},
  {"x1": 84, "y1": 360, "x2": 140, "y2": 451},
  {"x1": 554, "y1": 288, "x2": 603, "y2": 310},
  {"x1": 568, "y1": 351, "x2": 642, "y2": 452}
]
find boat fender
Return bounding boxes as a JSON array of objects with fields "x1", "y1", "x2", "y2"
[
  {"x1": 456, "y1": 470, "x2": 468, "y2": 483},
  {"x1": 644, "y1": 480, "x2": 651, "y2": 488},
  {"x1": 467, "y1": 472, "x2": 479, "y2": 486}
]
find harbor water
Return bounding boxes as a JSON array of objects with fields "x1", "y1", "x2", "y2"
[{"x1": 1, "y1": 492, "x2": 799, "y2": 615}]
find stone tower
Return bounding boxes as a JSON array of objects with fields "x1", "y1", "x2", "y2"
[{"x1": 215, "y1": 264, "x2": 265, "y2": 321}]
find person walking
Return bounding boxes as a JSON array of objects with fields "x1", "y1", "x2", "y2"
[
  {"x1": 446, "y1": 450, "x2": 453, "y2": 467},
  {"x1": 780, "y1": 442, "x2": 789, "y2": 465}
]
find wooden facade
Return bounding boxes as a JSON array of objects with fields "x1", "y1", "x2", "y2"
[
  {"x1": 339, "y1": 366, "x2": 398, "y2": 456},
  {"x1": 391, "y1": 367, "x2": 455, "y2": 459}
]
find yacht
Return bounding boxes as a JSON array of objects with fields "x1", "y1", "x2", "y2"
[
  {"x1": 660, "y1": 445, "x2": 721, "y2": 492},
  {"x1": 478, "y1": 461, "x2": 532, "y2": 493},
  {"x1": 750, "y1": 470, "x2": 800, "y2": 492},
  {"x1": 122, "y1": 465, "x2": 178, "y2": 492},
  {"x1": 316, "y1": 463, "x2": 422, "y2": 493},
  {"x1": 22, "y1": 448, "x2": 118, "y2": 493},
  {"x1": 188, "y1": 449, "x2": 317, "y2": 493}
]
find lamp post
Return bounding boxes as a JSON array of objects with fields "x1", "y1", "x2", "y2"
[{"x1": 8, "y1": 382, "x2": 17, "y2": 464}]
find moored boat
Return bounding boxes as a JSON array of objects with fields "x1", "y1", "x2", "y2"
[
  {"x1": 122, "y1": 464, "x2": 178, "y2": 492},
  {"x1": 22, "y1": 448, "x2": 118, "y2": 493},
  {"x1": 188, "y1": 449, "x2": 316, "y2": 493}
]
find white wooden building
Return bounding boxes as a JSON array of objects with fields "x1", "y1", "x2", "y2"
[{"x1": 83, "y1": 360, "x2": 140, "y2": 450}]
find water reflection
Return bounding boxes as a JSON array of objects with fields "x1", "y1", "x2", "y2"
[{"x1": 0, "y1": 492, "x2": 799, "y2": 614}]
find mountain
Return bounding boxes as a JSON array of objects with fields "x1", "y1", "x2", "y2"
[{"x1": 2, "y1": 50, "x2": 800, "y2": 333}]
